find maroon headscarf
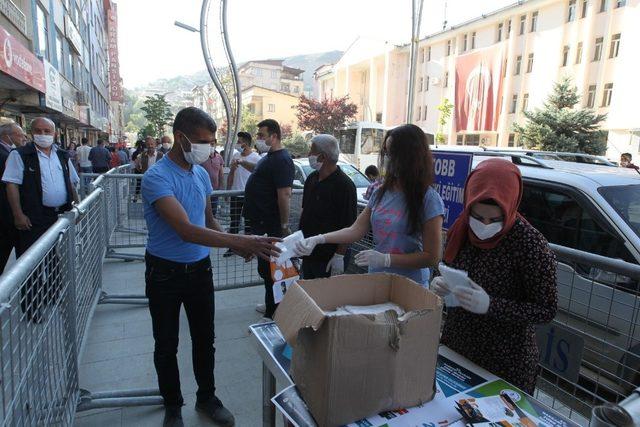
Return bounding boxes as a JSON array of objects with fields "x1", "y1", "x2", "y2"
[{"x1": 443, "y1": 159, "x2": 524, "y2": 263}]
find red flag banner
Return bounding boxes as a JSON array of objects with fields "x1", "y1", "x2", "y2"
[{"x1": 455, "y1": 45, "x2": 505, "y2": 132}]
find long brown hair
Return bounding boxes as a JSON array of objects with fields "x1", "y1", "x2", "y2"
[{"x1": 375, "y1": 124, "x2": 435, "y2": 235}]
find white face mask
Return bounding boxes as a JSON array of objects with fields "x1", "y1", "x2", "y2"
[
  {"x1": 235, "y1": 144, "x2": 243, "y2": 152},
  {"x1": 255, "y1": 139, "x2": 269, "y2": 153},
  {"x1": 162, "y1": 143, "x2": 170, "y2": 150},
  {"x1": 469, "y1": 216, "x2": 503, "y2": 240},
  {"x1": 181, "y1": 134, "x2": 211, "y2": 165},
  {"x1": 210, "y1": 146, "x2": 217, "y2": 154},
  {"x1": 33, "y1": 134, "x2": 54, "y2": 148},
  {"x1": 308, "y1": 155, "x2": 323, "y2": 171}
]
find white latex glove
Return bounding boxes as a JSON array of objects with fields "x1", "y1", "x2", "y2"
[
  {"x1": 326, "y1": 253, "x2": 345, "y2": 276},
  {"x1": 355, "y1": 250, "x2": 391, "y2": 269},
  {"x1": 430, "y1": 276, "x2": 451, "y2": 298},
  {"x1": 453, "y1": 280, "x2": 490, "y2": 314},
  {"x1": 293, "y1": 235, "x2": 326, "y2": 257}
]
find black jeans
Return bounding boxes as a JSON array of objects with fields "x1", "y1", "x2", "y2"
[
  {"x1": 145, "y1": 253, "x2": 216, "y2": 407},
  {"x1": 92, "y1": 166, "x2": 109, "y2": 173},
  {"x1": 250, "y1": 221, "x2": 281, "y2": 319},
  {"x1": 301, "y1": 258, "x2": 331, "y2": 280},
  {"x1": 228, "y1": 197, "x2": 244, "y2": 234}
]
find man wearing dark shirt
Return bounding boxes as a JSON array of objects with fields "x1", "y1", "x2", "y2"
[
  {"x1": 88, "y1": 139, "x2": 111, "y2": 173},
  {"x1": 243, "y1": 119, "x2": 294, "y2": 319},
  {"x1": 299, "y1": 134, "x2": 357, "y2": 279}
]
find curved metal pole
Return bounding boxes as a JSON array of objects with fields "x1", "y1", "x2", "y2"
[
  {"x1": 199, "y1": 0, "x2": 234, "y2": 163},
  {"x1": 220, "y1": 0, "x2": 242, "y2": 167},
  {"x1": 406, "y1": 0, "x2": 424, "y2": 123}
]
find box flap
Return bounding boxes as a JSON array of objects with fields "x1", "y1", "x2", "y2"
[
  {"x1": 297, "y1": 274, "x2": 392, "y2": 310},
  {"x1": 274, "y1": 282, "x2": 325, "y2": 346}
]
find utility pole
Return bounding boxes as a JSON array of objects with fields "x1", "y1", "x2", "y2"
[{"x1": 406, "y1": 0, "x2": 425, "y2": 124}]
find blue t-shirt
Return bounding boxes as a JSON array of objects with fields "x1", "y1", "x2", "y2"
[
  {"x1": 367, "y1": 187, "x2": 445, "y2": 285},
  {"x1": 141, "y1": 156, "x2": 213, "y2": 263}
]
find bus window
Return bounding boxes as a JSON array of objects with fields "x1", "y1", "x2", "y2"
[
  {"x1": 361, "y1": 129, "x2": 384, "y2": 155},
  {"x1": 338, "y1": 129, "x2": 357, "y2": 155}
]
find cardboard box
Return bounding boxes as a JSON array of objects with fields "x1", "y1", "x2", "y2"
[{"x1": 274, "y1": 273, "x2": 443, "y2": 427}]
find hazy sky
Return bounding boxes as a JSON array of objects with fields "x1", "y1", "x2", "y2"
[{"x1": 117, "y1": 0, "x2": 513, "y2": 88}]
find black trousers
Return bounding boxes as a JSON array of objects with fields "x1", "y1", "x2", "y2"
[
  {"x1": 145, "y1": 253, "x2": 216, "y2": 407},
  {"x1": 0, "y1": 221, "x2": 18, "y2": 274},
  {"x1": 301, "y1": 258, "x2": 331, "y2": 280},
  {"x1": 93, "y1": 166, "x2": 109, "y2": 173},
  {"x1": 17, "y1": 209, "x2": 62, "y2": 320},
  {"x1": 250, "y1": 221, "x2": 281, "y2": 319},
  {"x1": 228, "y1": 197, "x2": 244, "y2": 234}
]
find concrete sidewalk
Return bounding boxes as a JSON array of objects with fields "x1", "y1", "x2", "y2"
[{"x1": 74, "y1": 256, "x2": 273, "y2": 426}]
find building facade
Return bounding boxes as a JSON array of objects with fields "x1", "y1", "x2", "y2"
[
  {"x1": 242, "y1": 85, "x2": 300, "y2": 131},
  {"x1": 317, "y1": 0, "x2": 640, "y2": 157},
  {"x1": 0, "y1": 0, "x2": 122, "y2": 146}
]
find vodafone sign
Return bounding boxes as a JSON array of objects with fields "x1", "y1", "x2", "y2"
[{"x1": 0, "y1": 26, "x2": 45, "y2": 93}]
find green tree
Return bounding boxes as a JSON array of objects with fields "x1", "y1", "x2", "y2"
[
  {"x1": 436, "y1": 98, "x2": 454, "y2": 145},
  {"x1": 513, "y1": 78, "x2": 607, "y2": 155},
  {"x1": 140, "y1": 94, "x2": 173, "y2": 137},
  {"x1": 283, "y1": 133, "x2": 309, "y2": 158}
]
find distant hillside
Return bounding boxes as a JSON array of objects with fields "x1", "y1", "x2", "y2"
[{"x1": 128, "y1": 50, "x2": 343, "y2": 95}]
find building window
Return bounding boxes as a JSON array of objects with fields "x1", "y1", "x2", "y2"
[
  {"x1": 530, "y1": 12, "x2": 538, "y2": 32},
  {"x1": 581, "y1": 0, "x2": 588, "y2": 17},
  {"x1": 423, "y1": 105, "x2": 428, "y2": 120},
  {"x1": 503, "y1": 59, "x2": 508, "y2": 77},
  {"x1": 293, "y1": 86, "x2": 299, "y2": 93},
  {"x1": 508, "y1": 133, "x2": 517, "y2": 147},
  {"x1": 418, "y1": 77, "x2": 423, "y2": 92},
  {"x1": 271, "y1": 70, "x2": 278, "y2": 78},
  {"x1": 426, "y1": 76, "x2": 430, "y2": 91},
  {"x1": 255, "y1": 68, "x2": 262, "y2": 76},
  {"x1": 465, "y1": 134, "x2": 480, "y2": 146},
  {"x1": 446, "y1": 39, "x2": 452, "y2": 56},
  {"x1": 562, "y1": 46, "x2": 570, "y2": 66},
  {"x1": 36, "y1": 5, "x2": 49, "y2": 60},
  {"x1": 576, "y1": 42, "x2": 583, "y2": 63},
  {"x1": 420, "y1": 48, "x2": 425, "y2": 63},
  {"x1": 587, "y1": 84, "x2": 597, "y2": 107},
  {"x1": 519, "y1": 15, "x2": 526, "y2": 35},
  {"x1": 444, "y1": 72, "x2": 449, "y2": 87},
  {"x1": 427, "y1": 46, "x2": 431, "y2": 61},
  {"x1": 515, "y1": 55, "x2": 522, "y2": 75},
  {"x1": 507, "y1": 19, "x2": 512, "y2": 37},
  {"x1": 610, "y1": 33, "x2": 621, "y2": 58},
  {"x1": 600, "y1": 0, "x2": 608, "y2": 12},
  {"x1": 497, "y1": 23, "x2": 503, "y2": 42},
  {"x1": 471, "y1": 32, "x2": 476, "y2": 49},
  {"x1": 456, "y1": 134, "x2": 464, "y2": 145},
  {"x1": 522, "y1": 93, "x2": 529, "y2": 111},
  {"x1": 462, "y1": 34, "x2": 468, "y2": 52},
  {"x1": 616, "y1": 0, "x2": 626, "y2": 7},
  {"x1": 510, "y1": 95, "x2": 518, "y2": 113},
  {"x1": 527, "y1": 53, "x2": 534, "y2": 72},
  {"x1": 56, "y1": 32, "x2": 64, "y2": 73},
  {"x1": 67, "y1": 50, "x2": 74, "y2": 82},
  {"x1": 593, "y1": 36, "x2": 603, "y2": 61},
  {"x1": 568, "y1": 0, "x2": 577, "y2": 21},
  {"x1": 602, "y1": 83, "x2": 613, "y2": 107},
  {"x1": 416, "y1": 106, "x2": 422, "y2": 121},
  {"x1": 268, "y1": 103, "x2": 276, "y2": 112}
]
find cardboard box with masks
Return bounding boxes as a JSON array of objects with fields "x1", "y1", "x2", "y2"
[{"x1": 274, "y1": 273, "x2": 443, "y2": 427}]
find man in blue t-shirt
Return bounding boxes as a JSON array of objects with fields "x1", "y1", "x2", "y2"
[
  {"x1": 242, "y1": 119, "x2": 294, "y2": 319},
  {"x1": 141, "y1": 107, "x2": 280, "y2": 427}
]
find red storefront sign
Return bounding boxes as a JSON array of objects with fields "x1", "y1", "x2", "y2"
[
  {"x1": 0, "y1": 26, "x2": 45, "y2": 93},
  {"x1": 107, "y1": 4, "x2": 123, "y2": 101},
  {"x1": 455, "y1": 45, "x2": 505, "y2": 132}
]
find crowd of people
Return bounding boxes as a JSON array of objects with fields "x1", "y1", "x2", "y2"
[{"x1": 0, "y1": 107, "x2": 564, "y2": 426}]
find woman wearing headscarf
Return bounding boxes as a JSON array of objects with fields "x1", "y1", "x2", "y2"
[{"x1": 431, "y1": 159, "x2": 558, "y2": 394}]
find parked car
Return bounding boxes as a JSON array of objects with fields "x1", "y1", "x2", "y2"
[
  {"x1": 474, "y1": 153, "x2": 640, "y2": 399},
  {"x1": 484, "y1": 148, "x2": 618, "y2": 166},
  {"x1": 292, "y1": 158, "x2": 372, "y2": 201}
]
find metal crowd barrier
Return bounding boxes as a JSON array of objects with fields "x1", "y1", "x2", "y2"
[{"x1": 2, "y1": 165, "x2": 640, "y2": 426}]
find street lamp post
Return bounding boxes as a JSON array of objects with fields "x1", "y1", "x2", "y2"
[
  {"x1": 175, "y1": 0, "x2": 241, "y2": 166},
  {"x1": 406, "y1": 0, "x2": 425, "y2": 124}
]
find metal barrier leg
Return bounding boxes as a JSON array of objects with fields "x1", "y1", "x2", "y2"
[
  {"x1": 98, "y1": 291, "x2": 148, "y2": 305},
  {"x1": 76, "y1": 388, "x2": 163, "y2": 412},
  {"x1": 262, "y1": 362, "x2": 276, "y2": 427}
]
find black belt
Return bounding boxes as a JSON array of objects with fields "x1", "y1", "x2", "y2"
[
  {"x1": 145, "y1": 251, "x2": 210, "y2": 274},
  {"x1": 42, "y1": 205, "x2": 70, "y2": 215}
]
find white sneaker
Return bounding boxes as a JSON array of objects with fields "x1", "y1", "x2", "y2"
[{"x1": 255, "y1": 303, "x2": 266, "y2": 314}]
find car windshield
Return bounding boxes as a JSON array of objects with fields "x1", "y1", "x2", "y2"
[
  {"x1": 338, "y1": 129, "x2": 357, "y2": 155},
  {"x1": 599, "y1": 184, "x2": 640, "y2": 239},
  {"x1": 300, "y1": 163, "x2": 371, "y2": 188}
]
